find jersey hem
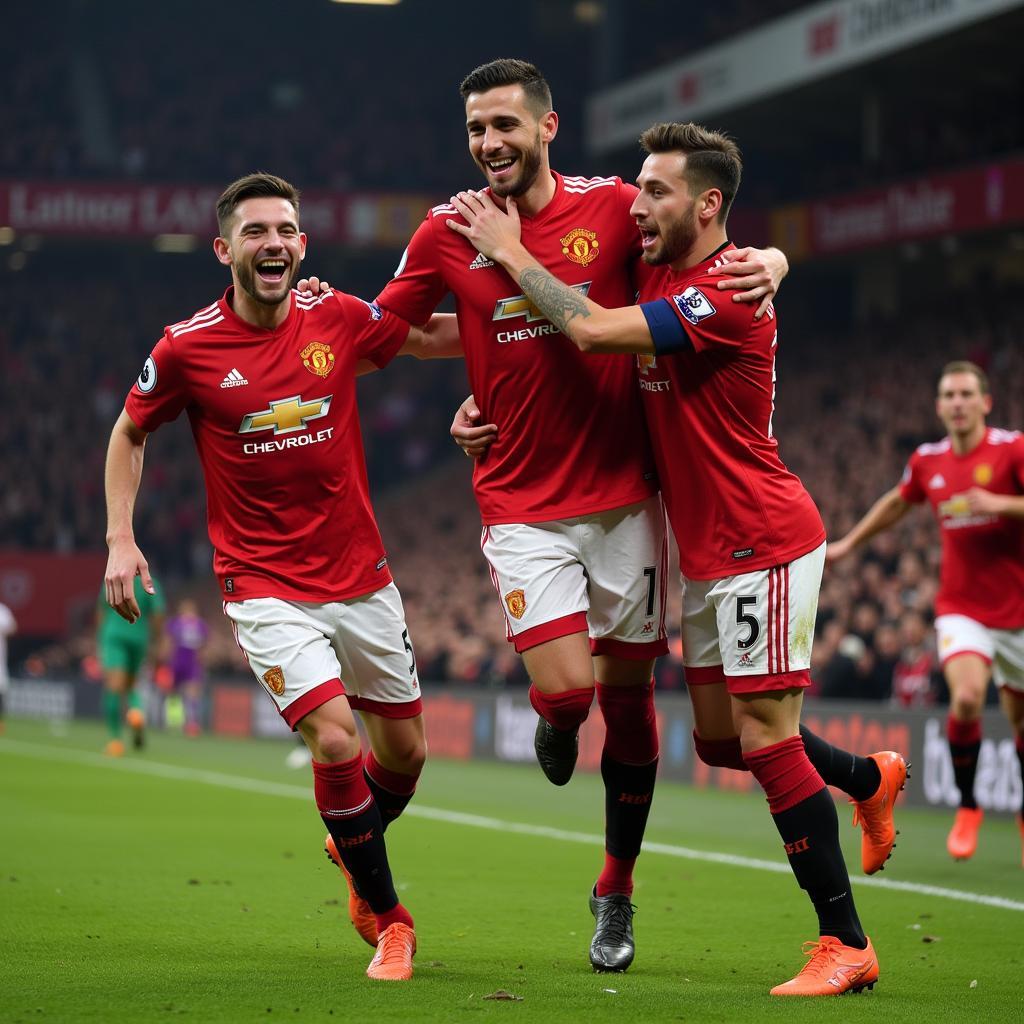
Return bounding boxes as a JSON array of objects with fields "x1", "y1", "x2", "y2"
[
  {"x1": 480, "y1": 485, "x2": 658, "y2": 527},
  {"x1": 219, "y1": 573, "x2": 393, "y2": 605},
  {"x1": 679, "y1": 531, "x2": 825, "y2": 582}
]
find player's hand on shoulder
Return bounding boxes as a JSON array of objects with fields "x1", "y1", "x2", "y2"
[
  {"x1": 450, "y1": 393, "x2": 497, "y2": 460},
  {"x1": 104, "y1": 540, "x2": 154, "y2": 624},
  {"x1": 295, "y1": 276, "x2": 331, "y2": 296},
  {"x1": 446, "y1": 191, "x2": 521, "y2": 262},
  {"x1": 707, "y1": 246, "x2": 788, "y2": 320}
]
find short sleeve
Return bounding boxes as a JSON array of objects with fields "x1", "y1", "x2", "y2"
[
  {"x1": 898, "y1": 454, "x2": 925, "y2": 504},
  {"x1": 375, "y1": 216, "x2": 449, "y2": 325},
  {"x1": 336, "y1": 293, "x2": 410, "y2": 370},
  {"x1": 124, "y1": 334, "x2": 189, "y2": 432},
  {"x1": 663, "y1": 282, "x2": 752, "y2": 353}
]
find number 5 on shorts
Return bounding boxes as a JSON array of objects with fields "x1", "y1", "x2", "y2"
[{"x1": 736, "y1": 596, "x2": 759, "y2": 650}]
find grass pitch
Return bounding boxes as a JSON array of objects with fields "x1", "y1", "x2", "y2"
[{"x1": 2, "y1": 717, "x2": 1021, "y2": 1023}]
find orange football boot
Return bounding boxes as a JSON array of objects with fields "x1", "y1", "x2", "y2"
[
  {"x1": 947, "y1": 807, "x2": 983, "y2": 860},
  {"x1": 324, "y1": 835, "x2": 377, "y2": 946},
  {"x1": 770, "y1": 936, "x2": 878, "y2": 996},
  {"x1": 851, "y1": 751, "x2": 908, "y2": 874},
  {"x1": 104, "y1": 739, "x2": 125, "y2": 757},
  {"x1": 366, "y1": 922, "x2": 416, "y2": 981}
]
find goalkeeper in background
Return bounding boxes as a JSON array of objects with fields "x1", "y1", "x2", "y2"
[{"x1": 96, "y1": 575, "x2": 165, "y2": 755}]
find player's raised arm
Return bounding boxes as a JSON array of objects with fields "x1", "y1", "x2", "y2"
[
  {"x1": 447, "y1": 191, "x2": 655, "y2": 355},
  {"x1": 104, "y1": 409, "x2": 155, "y2": 623},
  {"x1": 825, "y1": 486, "x2": 912, "y2": 564}
]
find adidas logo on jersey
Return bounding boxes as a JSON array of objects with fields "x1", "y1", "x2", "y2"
[
  {"x1": 220, "y1": 368, "x2": 249, "y2": 389},
  {"x1": 928, "y1": 473, "x2": 946, "y2": 489},
  {"x1": 468, "y1": 252, "x2": 495, "y2": 270}
]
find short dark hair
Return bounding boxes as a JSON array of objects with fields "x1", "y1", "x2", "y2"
[
  {"x1": 639, "y1": 122, "x2": 742, "y2": 223},
  {"x1": 459, "y1": 58, "x2": 552, "y2": 117},
  {"x1": 939, "y1": 360, "x2": 989, "y2": 395},
  {"x1": 216, "y1": 172, "x2": 300, "y2": 236}
]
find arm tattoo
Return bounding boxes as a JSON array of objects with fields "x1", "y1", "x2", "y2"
[{"x1": 519, "y1": 267, "x2": 591, "y2": 336}]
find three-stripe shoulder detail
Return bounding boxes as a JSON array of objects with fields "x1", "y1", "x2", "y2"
[{"x1": 168, "y1": 304, "x2": 224, "y2": 338}]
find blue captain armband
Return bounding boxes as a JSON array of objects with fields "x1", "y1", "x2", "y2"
[{"x1": 640, "y1": 299, "x2": 693, "y2": 354}]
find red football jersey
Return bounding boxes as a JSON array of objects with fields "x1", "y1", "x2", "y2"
[
  {"x1": 636, "y1": 244, "x2": 825, "y2": 580},
  {"x1": 124, "y1": 287, "x2": 408, "y2": 603},
  {"x1": 377, "y1": 172, "x2": 657, "y2": 524},
  {"x1": 899, "y1": 427, "x2": 1024, "y2": 628}
]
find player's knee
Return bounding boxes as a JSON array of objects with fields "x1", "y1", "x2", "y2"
[
  {"x1": 307, "y1": 720, "x2": 360, "y2": 764},
  {"x1": 388, "y1": 736, "x2": 427, "y2": 776},
  {"x1": 693, "y1": 731, "x2": 747, "y2": 770},
  {"x1": 951, "y1": 692, "x2": 984, "y2": 721}
]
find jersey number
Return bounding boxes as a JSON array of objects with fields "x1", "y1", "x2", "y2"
[
  {"x1": 736, "y1": 596, "x2": 759, "y2": 650},
  {"x1": 402, "y1": 628, "x2": 416, "y2": 677},
  {"x1": 643, "y1": 566, "x2": 657, "y2": 617}
]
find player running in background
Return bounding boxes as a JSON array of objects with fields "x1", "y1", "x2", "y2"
[
  {"x1": 366, "y1": 58, "x2": 788, "y2": 973},
  {"x1": 828, "y1": 362, "x2": 1024, "y2": 865},
  {"x1": 164, "y1": 598, "x2": 209, "y2": 735},
  {"x1": 104, "y1": 173, "x2": 462, "y2": 981},
  {"x1": 96, "y1": 575, "x2": 165, "y2": 755},
  {"x1": 447, "y1": 120, "x2": 899, "y2": 995}
]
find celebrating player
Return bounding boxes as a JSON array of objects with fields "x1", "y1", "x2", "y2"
[
  {"x1": 446, "y1": 121, "x2": 891, "y2": 995},
  {"x1": 104, "y1": 172, "x2": 462, "y2": 981},
  {"x1": 828, "y1": 362, "x2": 1024, "y2": 865},
  {"x1": 362, "y1": 59, "x2": 789, "y2": 973}
]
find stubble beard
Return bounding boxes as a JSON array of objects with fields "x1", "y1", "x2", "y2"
[{"x1": 486, "y1": 133, "x2": 543, "y2": 199}]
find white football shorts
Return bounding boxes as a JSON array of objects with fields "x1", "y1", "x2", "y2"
[
  {"x1": 682, "y1": 542, "x2": 825, "y2": 694},
  {"x1": 935, "y1": 614, "x2": 1024, "y2": 691},
  {"x1": 480, "y1": 495, "x2": 669, "y2": 659},
  {"x1": 224, "y1": 582, "x2": 421, "y2": 728}
]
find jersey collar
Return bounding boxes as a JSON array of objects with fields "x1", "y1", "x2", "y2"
[{"x1": 218, "y1": 286, "x2": 297, "y2": 334}]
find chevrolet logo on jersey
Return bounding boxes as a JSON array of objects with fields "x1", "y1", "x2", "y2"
[
  {"x1": 239, "y1": 395, "x2": 332, "y2": 435},
  {"x1": 492, "y1": 282, "x2": 591, "y2": 323}
]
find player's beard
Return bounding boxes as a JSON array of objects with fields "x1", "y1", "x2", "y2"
[
  {"x1": 486, "y1": 131, "x2": 543, "y2": 199},
  {"x1": 235, "y1": 259, "x2": 301, "y2": 307},
  {"x1": 643, "y1": 202, "x2": 700, "y2": 266}
]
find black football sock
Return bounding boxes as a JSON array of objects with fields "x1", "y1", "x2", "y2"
[
  {"x1": 773, "y1": 790, "x2": 867, "y2": 949},
  {"x1": 799, "y1": 725, "x2": 881, "y2": 801},
  {"x1": 601, "y1": 752, "x2": 658, "y2": 861},
  {"x1": 314, "y1": 758, "x2": 399, "y2": 913}
]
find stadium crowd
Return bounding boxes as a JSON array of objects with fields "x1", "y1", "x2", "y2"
[{"x1": 4, "y1": 1, "x2": 1020, "y2": 203}]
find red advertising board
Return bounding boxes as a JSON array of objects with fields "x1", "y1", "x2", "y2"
[
  {"x1": 771, "y1": 157, "x2": 1024, "y2": 259},
  {"x1": 0, "y1": 550, "x2": 106, "y2": 636},
  {"x1": 0, "y1": 181, "x2": 435, "y2": 247}
]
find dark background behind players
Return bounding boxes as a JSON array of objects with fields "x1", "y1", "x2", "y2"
[{"x1": 2, "y1": 0, "x2": 1023, "y2": 700}]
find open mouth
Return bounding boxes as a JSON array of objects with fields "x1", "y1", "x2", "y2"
[
  {"x1": 256, "y1": 258, "x2": 288, "y2": 284},
  {"x1": 638, "y1": 226, "x2": 659, "y2": 249},
  {"x1": 486, "y1": 156, "x2": 517, "y2": 178}
]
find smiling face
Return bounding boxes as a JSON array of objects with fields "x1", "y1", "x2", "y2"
[
  {"x1": 464, "y1": 84, "x2": 556, "y2": 200},
  {"x1": 628, "y1": 152, "x2": 706, "y2": 266},
  {"x1": 214, "y1": 197, "x2": 306, "y2": 309},
  {"x1": 936, "y1": 370, "x2": 991, "y2": 440}
]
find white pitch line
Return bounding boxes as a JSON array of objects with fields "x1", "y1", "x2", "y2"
[{"x1": 4, "y1": 737, "x2": 1023, "y2": 913}]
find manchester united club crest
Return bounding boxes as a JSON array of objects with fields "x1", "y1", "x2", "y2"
[
  {"x1": 505, "y1": 589, "x2": 527, "y2": 620},
  {"x1": 262, "y1": 665, "x2": 286, "y2": 696},
  {"x1": 560, "y1": 227, "x2": 600, "y2": 267},
  {"x1": 301, "y1": 341, "x2": 336, "y2": 378},
  {"x1": 974, "y1": 464, "x2": 993, "y2": 486}
]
